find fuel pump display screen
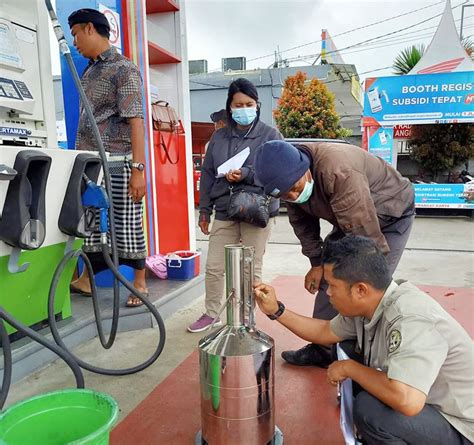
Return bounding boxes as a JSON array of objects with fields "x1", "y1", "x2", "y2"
[
  {"x1": 0, "y1": 78, "x2": 22, "y2": 100},
  {"x1": 14, "y1": 80, "x2": 32, "y2": 99}
]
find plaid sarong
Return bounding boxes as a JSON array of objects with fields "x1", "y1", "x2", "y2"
[{"x1": 83, "y1": 159, "x2": 147, "y2": 260}]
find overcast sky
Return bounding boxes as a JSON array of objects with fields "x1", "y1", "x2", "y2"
[
  {"x1": 49, "y1": 0, "x2": 472, "y2": 80},
  {"x1": 184, "y1": 0, "x2": 473, "y2": 81}
]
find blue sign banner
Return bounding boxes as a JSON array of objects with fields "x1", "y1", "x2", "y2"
[
  {"x1": 0, "y1": 127, "x2": 30, "y2": 136},
  {"x1": 368, "y1": 127, "x2": 393, "y2": 165},
  {"x1": 414, "y1": 183, "x2": 474, "y2": 209},
  {"x1": 364, "y1": 71, "x2": 474, "y2": 125},
  {"x1": 57, "y1": 0, "x2": 121, "y2": 148}
]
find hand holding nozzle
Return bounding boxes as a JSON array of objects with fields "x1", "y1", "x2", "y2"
[{"x1": 253, "y1": 283, "x2": 279, "y2": 316}]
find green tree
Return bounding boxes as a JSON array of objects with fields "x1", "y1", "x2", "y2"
[
  {"x1": 393, "y1": 39, "x2": 473, "y2": 75},
  {"x1": 274, "y1": 71, "x2": 351, "y2": 139},
  {"x1": 393, "y1": 44, "x2": 425, "y2": 75},
  {"x1": 409, "y1": 124, "x2": 474, "y2": 181}
]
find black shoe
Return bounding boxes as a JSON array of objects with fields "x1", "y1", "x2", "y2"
[{"x1": 281, "y1": 344, "x2": 334, "y2": 368}]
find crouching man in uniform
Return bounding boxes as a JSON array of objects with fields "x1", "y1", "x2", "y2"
[{"x1": 254, "y1": 236, "x2": 474, "y2": 445}]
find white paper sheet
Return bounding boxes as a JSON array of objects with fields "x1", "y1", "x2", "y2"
[
  {"x1": 337, "y1": 344, "x2": 358, "y2": 445},
  {"x1": 216, "y1": 146, "x2": 250, "y2": 178}
]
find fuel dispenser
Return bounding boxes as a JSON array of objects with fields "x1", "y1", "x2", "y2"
[
  {"x1": 0, "y1": 0, "x2": 81, "y2": 334},
  {"x1": 58, "y1": 153, "x2": 102, "y2": 238},
  {"x1": 0, "y1": 151, "x2": 51, "y2": 270},
  {"x1": 0, "y1": 3, "x2": 56, "y2": 148},
  {"x1": 0, "y1": 0, "x2": 167, "y2": 410}
]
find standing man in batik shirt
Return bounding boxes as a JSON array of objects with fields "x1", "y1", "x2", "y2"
[{"x1": 68, "y1": 8, "x2": 148, "y2": 307}]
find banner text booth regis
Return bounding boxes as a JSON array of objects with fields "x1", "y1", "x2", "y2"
[{"x1": 362, "y1": 71, "x2": 474, "y2": 210}]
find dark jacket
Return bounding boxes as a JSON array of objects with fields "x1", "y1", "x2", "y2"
[
  {"x1": 199, "y1": 119, "x2": 283, "y2": 221},
  {"x1": 287, "y1": 142, "x2": 415, "y2": 266}
]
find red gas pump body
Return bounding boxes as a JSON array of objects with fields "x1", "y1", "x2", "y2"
[{"x1": 153, "y1": 129, "x2": 190, "y2": 254}]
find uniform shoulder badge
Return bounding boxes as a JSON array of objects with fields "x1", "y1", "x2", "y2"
[{"x1": 388, "y1": 329, "x2": 402, "y2": 353}]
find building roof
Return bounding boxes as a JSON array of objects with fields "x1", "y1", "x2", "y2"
[
  {"x1": 190, "y1": 64, "x2": 345, "y2": 90},
  {"x1": 189, "y1": 64, "x2": 362, "y2": 135}
]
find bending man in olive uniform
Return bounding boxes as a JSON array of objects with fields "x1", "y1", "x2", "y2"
[{"x1": 254, "y1": 236, "x2": 473, "y2": 445}]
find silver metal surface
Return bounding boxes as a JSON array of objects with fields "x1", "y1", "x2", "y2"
[
  {"x1": 196, "y1": 426, "x2": 283, "y2": 445},
  {"x1": 225, "y1": 244, "x2": 247, "y2": 327},
  {"x1": 21, "y1": 219, "x2": 45, "y2": 249},
  {"x1": 197, "y1": 244, "x2": 281, "y2": 445}
]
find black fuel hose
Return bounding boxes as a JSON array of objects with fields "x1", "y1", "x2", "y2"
[
  {"x1": 0, "y1": 309, "x2": 85, "y2": 410},
  {"x1": 43, "y1": 0, "x2": 167, "y2": 374},
  {"x1": 45, "y1": 0, "x2": 121, "y2": 348},
  {"x1": 0, "y1": 318, "x2": 12, "y2": 409},
  {"x1": 47, "y1": 248, "x2": 166, "y2": 376}
]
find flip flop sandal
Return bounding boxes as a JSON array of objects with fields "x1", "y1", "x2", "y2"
[
  {"x1": 125, "y1": 291, "x2": 149, "y2": 308},
  {"x1": 70, "y1": 283, "x2": 92, "y2": 297}
]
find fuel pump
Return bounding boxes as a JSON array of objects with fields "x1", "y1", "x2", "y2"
[
  {"x1": 0, "y1": 0, "x2": 167, "y2": 409},
  {"x1": 0, "y1": 3, "x2": 56, "y2": 148},
  {"x1": 0, "y1": 0, "x2": 77, "y2": 334},
  {"x1": 43, "y1": 0, "x2": 166, "y2": 375},
  {"x1": 0, "y1": 165, "x2": 84, "y2": 410}
]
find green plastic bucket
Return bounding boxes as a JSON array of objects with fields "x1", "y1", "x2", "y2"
[{"x1": 0, "y1": 389, "x2": 118, "y2": 445}]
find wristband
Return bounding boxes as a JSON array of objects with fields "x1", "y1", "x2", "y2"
[{"x1": 267, "y1": 300, "x2": 285, "y2": 320}]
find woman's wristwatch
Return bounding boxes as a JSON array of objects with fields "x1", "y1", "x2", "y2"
[{"x1": 267, "y1": 301, "x2": 285, "y2": 320}]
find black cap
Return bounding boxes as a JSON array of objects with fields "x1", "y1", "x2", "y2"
[
  {"x1": 68, "y1": 8, "x2": 110, "y2": 30},
  {"x1": 210, "y1": 109, "x2": 227, "y2": 123}
]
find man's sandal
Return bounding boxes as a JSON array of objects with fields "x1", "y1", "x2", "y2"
[
  {"x1": 70, "y1": 283, "x2": 92, "y2": 297},
  {"x1": 125, "y1": 291, "x2": 149, "y2": 308}
]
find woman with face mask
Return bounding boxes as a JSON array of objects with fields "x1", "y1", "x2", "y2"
[{"x1": 188, "y1": 78, "x2": 283, "y2": 333}]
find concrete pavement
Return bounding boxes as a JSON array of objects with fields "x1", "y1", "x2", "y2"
[{"x1": 4, "y1": 215, "x2": 473, "y2": 420}]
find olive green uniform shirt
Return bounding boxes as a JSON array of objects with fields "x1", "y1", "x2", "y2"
[{"x1": 330, "y1": 281, "x2": 474, "y2": 441}]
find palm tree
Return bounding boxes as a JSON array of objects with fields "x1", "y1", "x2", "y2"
[
  {"x1": 392, "y1": 44, "x2": 425, "y2": 75},
  {"x1": 393, "y1": 38, "x2": 473, "y2": 75},
  {"x1": 462, "y1": 37, "x2": 473, "y2": 57}
]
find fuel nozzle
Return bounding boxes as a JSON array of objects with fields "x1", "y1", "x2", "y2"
[
  {"x1": 81, "y1": 174, "x2": 109, "y2": 237},
  {"x1": 44, "y1": 0, "x2": 70, "y2": 55}
]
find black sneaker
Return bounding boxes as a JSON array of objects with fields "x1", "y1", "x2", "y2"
[{"x1": 281, "y1": 344, "x2": 334, "y2": 368}]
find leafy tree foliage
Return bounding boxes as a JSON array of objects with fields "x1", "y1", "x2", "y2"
[{"x1": 274, "y1": 71, "x2": 351, "y2": 139}]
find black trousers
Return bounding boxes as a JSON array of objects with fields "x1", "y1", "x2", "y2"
[
  {"x1": 313, "y1": 214, "x2": 415, "y2": 320},
  {"x1": 85, "y1": 252, "x2": 146, "y2": 274},
  {"x1": 354, "y1": 391, "x2": 472, "y2": 445}
]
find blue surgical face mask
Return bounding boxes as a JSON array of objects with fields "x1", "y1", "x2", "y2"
[
  {"x1": 231, "y1": 107, "x2": 257, "y2": 126},
  {"x1": 288, "y1": 179, "x2": 314, "y2": 204}
]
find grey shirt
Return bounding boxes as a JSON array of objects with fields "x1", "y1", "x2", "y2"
[
  {"x1": 199, "y1": 120, "x2": 283, "y2": 220},
  {"x1": 331, "y1": 281, "x2": 474, "y2": 441}
]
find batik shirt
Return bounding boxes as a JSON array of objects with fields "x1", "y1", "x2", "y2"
[{"x1": 75, "y1": 46, "x2": 144, "y2": 155}]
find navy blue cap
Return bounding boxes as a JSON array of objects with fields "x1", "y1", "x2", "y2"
[{"x1": 255, "y1": 140, "x2": 310, "y2": 197}]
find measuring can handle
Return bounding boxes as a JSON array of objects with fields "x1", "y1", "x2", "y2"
[{"x1": 244, "y1": 246, "x2": 256, "y2": 330}]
